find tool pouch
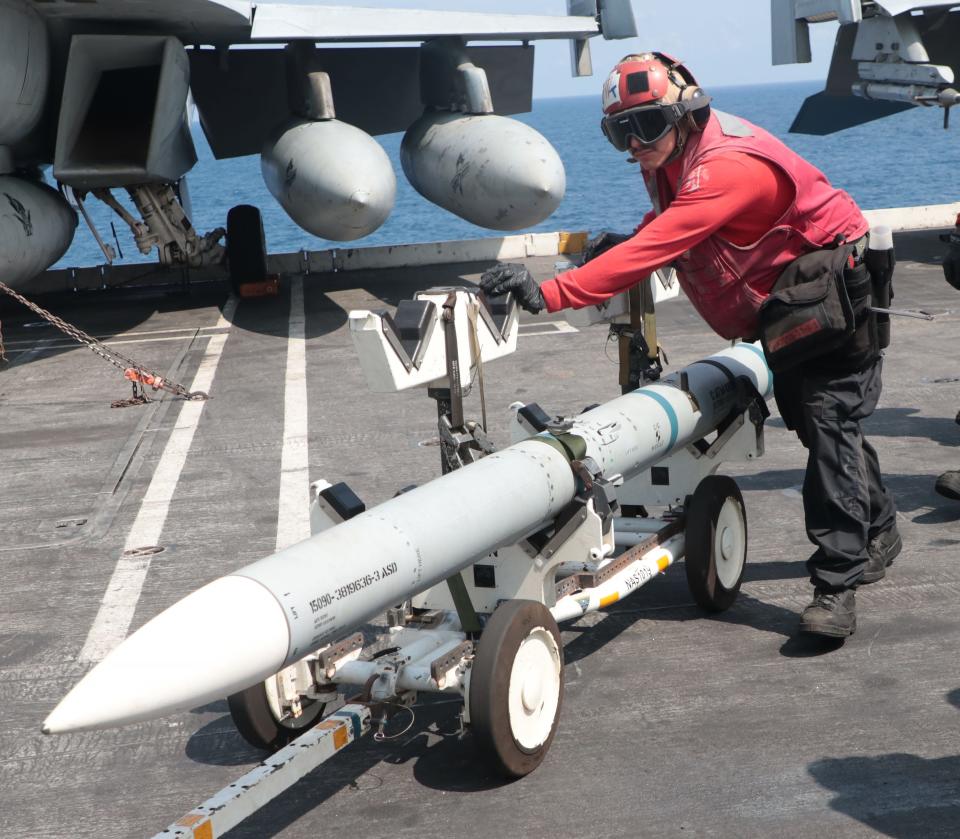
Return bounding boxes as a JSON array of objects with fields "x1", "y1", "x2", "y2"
[{"x1": 758, "y1": 246, "x2": 854, "y2": 373}]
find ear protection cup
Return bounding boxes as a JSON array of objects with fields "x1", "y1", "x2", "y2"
[
  {"x1": 653, "y1": 51, "x2": 711, "y2": 133},
  {"x1": 679, "y1": 85, "x2": 711, "y2": 132}
]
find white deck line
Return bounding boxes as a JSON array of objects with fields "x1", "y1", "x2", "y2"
[
  {"x1": 275, "y1": 276, "x2": 311, "y2": 552},
  {"x1": 78, "y1": 298, "x2": 238, "y2": 664}
]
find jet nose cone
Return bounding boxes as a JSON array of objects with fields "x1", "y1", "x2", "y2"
[{"x1": 42, "y1": 576, "x2": 290, "y2": 734}]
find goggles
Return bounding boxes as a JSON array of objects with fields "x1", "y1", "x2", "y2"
[{"x1": 600, "y1": 102, "x2": 685, "y2": 151}]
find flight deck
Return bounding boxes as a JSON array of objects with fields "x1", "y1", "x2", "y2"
[{"x1": 3, "y1": 229, "x2": 960, "y2": 838}]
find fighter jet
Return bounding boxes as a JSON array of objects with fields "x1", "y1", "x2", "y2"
[
  {"x1": 0, "y1": 0, "x2": 636, "y2": 290},
  {"x1": 770, "y1": 1, "x2": 960, "y2": 134}
]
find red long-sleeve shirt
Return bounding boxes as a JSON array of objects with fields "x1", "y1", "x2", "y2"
[{"x1": 540, "y1": 151, "x2": 796, "y2": 312}]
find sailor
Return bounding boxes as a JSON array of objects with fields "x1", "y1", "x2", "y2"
[{"x1": 479, "y1": 52, "x2": 900, "y2": 639}]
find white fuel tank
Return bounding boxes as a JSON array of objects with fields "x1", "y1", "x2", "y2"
[
  {"x1": 0, "y1": 177, "x2": 77, "y2": 287},
  {"x1": 0, "y1": 0, "x2": 49, "y2": 148},
  {"x1": 401, "y1": 111, "x2": 565, "y2": 231},
  {"x1": 261, "y1": 118, "x2": 396, "y2": 242}
]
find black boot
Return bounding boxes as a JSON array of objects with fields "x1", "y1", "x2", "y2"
[
  {"x1": 861, "y1": 525, "x2": 902, "y2": 584},
  {"x1": 935, "y1": 470, "x2": 960, "y2": 500},
  {"x1": 800, "y1": 588, "x2": 856, "y2": 638}
]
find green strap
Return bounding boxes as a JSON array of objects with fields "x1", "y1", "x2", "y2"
[
  {"x1": 446, "y1": 571, "x2": 482, "y2": 634},
  {"x1": 529, "y1": 431, "x2": 587, "y2": 463}
]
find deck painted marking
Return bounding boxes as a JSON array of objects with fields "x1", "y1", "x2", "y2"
[
  {"x1": 78, "y1": 299, "x2": 238, "y2": 664},
  {"x1": 2, "y1": 326, "x2": 231, "y2": 355},
  {"x1": 519, "y1": 320, "x2": 578, "y2": 336},
  {"x1": 276, "y1": 277, "x2": 311, "y2": 552}
]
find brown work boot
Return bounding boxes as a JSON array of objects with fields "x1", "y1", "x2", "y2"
[
  {"x1": 861, "y1": 525, "x2": 902, "y2": 584},
  {"x1": 799, "y1": 588, "x2": 856, "y2": 638}
]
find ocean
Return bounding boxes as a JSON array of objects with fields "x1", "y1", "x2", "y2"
[{"x1": 55, "y1": 80, "x2": 959, "y2": 269}]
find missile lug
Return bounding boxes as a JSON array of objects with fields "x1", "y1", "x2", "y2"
[
  {"x1": 317, "y1": 632, "x2": 365, "y2": 680},
  {"x1": 310, "y1": 480, "x2": 366, "y2": 536}
]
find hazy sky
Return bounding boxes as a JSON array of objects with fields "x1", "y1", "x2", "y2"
[{"x1": 278, "y1": 1, "x2": 840, "y2": 97}]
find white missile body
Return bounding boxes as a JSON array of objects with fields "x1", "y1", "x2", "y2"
[
  {"x1": 43, "y1": 343, "x2": 771, "y2": 734},
  {"x1": 261, "y1": 118, "x2": 396, "y2": 241},
  {"x1": 400, "y1": 112, "x2": 565, "y2": 230}
]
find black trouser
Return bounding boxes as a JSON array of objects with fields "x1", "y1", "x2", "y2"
[{"x1": 774, "y1": 355, "x2": 897, "y2": 591}]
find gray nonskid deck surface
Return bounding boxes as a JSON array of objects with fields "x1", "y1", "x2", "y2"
[{"x1": 2, "y1": 231, "x2": 959, "y2": 838}]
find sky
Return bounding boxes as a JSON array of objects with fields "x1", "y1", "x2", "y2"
[{"x1": 276, "y1": 0, "x2": 840, "y2": 97}]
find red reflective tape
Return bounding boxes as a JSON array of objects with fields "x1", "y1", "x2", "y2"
[{"x1": 767, "y1": 318, "x2": 822, "y2": 353}]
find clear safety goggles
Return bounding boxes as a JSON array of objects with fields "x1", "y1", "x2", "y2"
[{"x1": 600, "y1": 103, "x2": 683, "y2": 151}]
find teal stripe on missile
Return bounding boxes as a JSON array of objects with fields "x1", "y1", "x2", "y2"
[
  {"x1": 630, "y1": 390, "x2": 678, "y2": 451},
  {"x1": 332, "y1": 707, "x2": 364, "y2": 740},
  {"x1": 737, "y1": 342, "x2": 773, "y2": 397}
]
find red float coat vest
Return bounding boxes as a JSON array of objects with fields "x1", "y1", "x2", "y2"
[{"x1": 645, "y1": 111, "x2": 868, "y2": 339}]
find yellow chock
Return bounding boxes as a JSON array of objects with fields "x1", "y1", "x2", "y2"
[{"x1": 558, "y1": 231, "x2": 589, "y2": 254}]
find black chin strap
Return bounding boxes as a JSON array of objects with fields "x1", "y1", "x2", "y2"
[{"x1": 665, "y1": 125, "x2": 686, "y2": 163}]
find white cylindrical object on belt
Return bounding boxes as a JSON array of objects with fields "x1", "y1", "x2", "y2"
[{"x1": 44, "y1": 343, "x2": 771, "y2": 733}]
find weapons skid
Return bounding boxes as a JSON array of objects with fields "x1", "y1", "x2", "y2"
[{"x1": 46, "y1": 289, "x2": 772, "y2": 836}]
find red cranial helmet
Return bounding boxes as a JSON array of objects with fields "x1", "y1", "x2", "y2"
[
  {"x1": 603, "y1": 54, "x2": 667, "y2": 114},
  {"x1": 600, "y1": 52, "x2": 711, "y2": 151}
]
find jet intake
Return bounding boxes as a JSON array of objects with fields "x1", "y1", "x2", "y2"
[
  {"x1": 260, "y1": 119, "x2": 396, "y2": 241},
  {"x1": 54, "y1": 35, "x2": 197, "y2": 189},
  {"x1": 401, "y1": 111, "x2": 565, "y2": 231}
]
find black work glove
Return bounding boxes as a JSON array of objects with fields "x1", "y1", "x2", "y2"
[
  {"x1": 580, "y1": 230, "x2": 630, "y2": 266},
  {"x1": 479, "y1": 263, "x2": 545, "y2": 314}
]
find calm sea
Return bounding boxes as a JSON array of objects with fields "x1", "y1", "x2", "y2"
[{"x1": 55, "y1": 80, "x2": 959, "y2": 268}]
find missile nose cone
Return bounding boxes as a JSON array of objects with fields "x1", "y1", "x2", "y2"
[{"x1": 42, "y1": 576, "x2": 290, "y2": 734}]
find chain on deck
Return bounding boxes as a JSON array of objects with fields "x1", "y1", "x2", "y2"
[{"x1": 0, "y1": 281, "x2": 209, "y2": 407}]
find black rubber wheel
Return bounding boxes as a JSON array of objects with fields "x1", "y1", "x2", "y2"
[
  {"x1": 227, "y1": 677, "x2": 325, "y2": 751},
  {"x1": 225, "y1": 204, "x2": 267, "y2": 292},
  {"x1": 469, "y1": 599, "x2": 564, "y2": 778},
  {"x1": 684, "y1": 474, "x2": 747, "y2": 613}
]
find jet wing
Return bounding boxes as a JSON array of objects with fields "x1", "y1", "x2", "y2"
[
  {"x1": 31, "y1": 0, "x2": 619, "y2": 44},
  {"x1": 789, "y1": 92, "x2": 913, "y2": 135},
  {"x1": 249, "y1": 5, "x2": 599, "y2": 42},
  {"x1": 872, "y1": 1, "x2": 955, "y2": 14},
  {"x1": 773, "y1": 1, "x2": 960, "y2": 134}
]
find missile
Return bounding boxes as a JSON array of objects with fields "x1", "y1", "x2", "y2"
[
  {"x1": 0, "y1": 176, "x2": 77, "y2": 288},
  {"x1": 400, "y1": 111, "x2": 565, "y2": 230},
  {"x1": 261, "y1": 118, "x2": 396, "y2": 241},
  {"x1": 43, "y1": 343, "x2": 771, "y2": 735}
]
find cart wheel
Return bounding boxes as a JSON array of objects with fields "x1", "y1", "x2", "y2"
[
  {"x1": 469, "y1": 599, "x2": 564, "y2": 778},
  {"x1": 225, "y1": 204, "x2": 267, "y2": 293},
  {"x1": 227, "y1": 673, "x2": 325, "y2": 751},
  {"x1": 684, "y1": 474, "x2": 747, "y2": 612}
]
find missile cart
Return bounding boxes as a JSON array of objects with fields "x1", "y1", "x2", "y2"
[{"x1": 163, "y1": 283, "x2": 771, "y2": 838}]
